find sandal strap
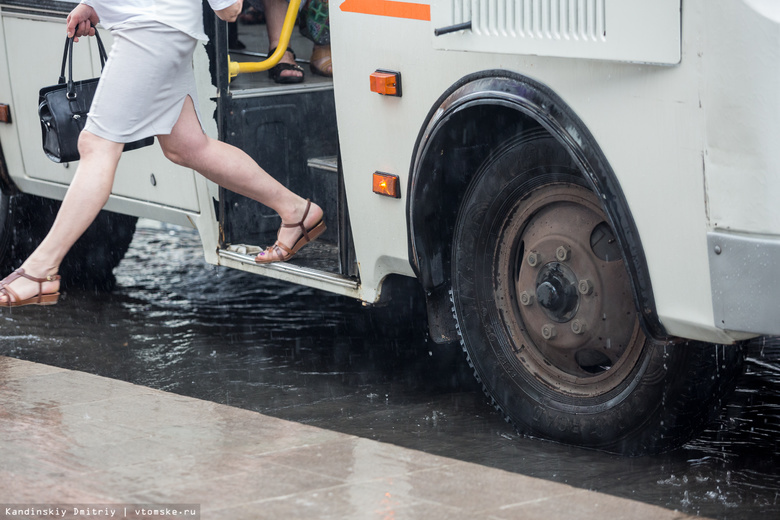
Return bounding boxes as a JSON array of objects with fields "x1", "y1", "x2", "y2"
[
  {"x1": 0, "y1": 268, "x2": 60, "y2": 305},
  {"x1": 264, "y1": 243, "x2": 291, "y2": 262},
  {"x1": 268, "y1": 46, "x2": 296, "y2": 60},
  {"x1": 0, "y1": 285, "x2": 20, "y2": 306},
  {"x1": 281, "y1": 199, "x2": 312, "y2": 241},
  {"x1": 275, "y1": 242, "x2": 293, "y2": 255},
  {"x1": 270, "y1": 62, "x2": 304, "y2": 74},
  {"x1": 15, "y1": 268, "x2": 60, "y2": 284},
  {"x1": 0, "y1": 270, "x2": 22, "y2": 286}
]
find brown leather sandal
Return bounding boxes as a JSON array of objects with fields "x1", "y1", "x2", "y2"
[
  {"x1": 0, "y1": 268, "x2": 61, "y2": 307},
  {"x1": 309, "y1": 45, "x2": 332, "y2": 78},
  {"x1": 255, "y1": 200, "x2": 326, "y2": 264}
]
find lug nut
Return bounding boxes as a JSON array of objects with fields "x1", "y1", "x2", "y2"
[
  {"x1": 578, "y1": 279, "x2": 593, "y2": 295},
  {"x1": 519, "y1": 291, "x2": 534, "y2": 306},
  {"x1": 527, "y1": 252, "x2": 541, "y2": 267},
  {"x1": 541, "y1": 324, "x2": 557, "y2": 340},
  {"x1": 571, "y1": 319, "x2": 587, "y2": 335},
  {"x1": 556, "y1": 246, "x2": 570, "y2": 262}
]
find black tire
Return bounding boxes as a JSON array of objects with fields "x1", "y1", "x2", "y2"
[
  {"x1": 0, "y1": 193, "x2": 137, "y2": 291},
  {"x1": 451, "y1": 132, "x2": 743, "y2": 454},
  {"x1": 0, "y1": 184, "x2": 14, "y2": 265}
]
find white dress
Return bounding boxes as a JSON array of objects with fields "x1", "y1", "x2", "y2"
[
  {"x1": 80, "y1": 0, "x2": 236, "y2": 143},
  {"x1": 81, "y1": 0, "x2": 236, "y2": 41}
]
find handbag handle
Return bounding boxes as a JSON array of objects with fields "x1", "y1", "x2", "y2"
[{"x1": 59, "y1": 27, "x2": 108, "y2": 100}]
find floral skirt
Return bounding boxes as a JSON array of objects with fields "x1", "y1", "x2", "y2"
[{"x1": 299, "y1": 0, "x2": 329, "y2": 46}]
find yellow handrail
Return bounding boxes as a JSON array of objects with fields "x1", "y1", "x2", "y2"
[{"x1": 228, "y1": 0, "x2": 302, "y2": 81}]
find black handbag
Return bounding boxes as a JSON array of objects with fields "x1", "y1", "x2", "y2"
[{"x1": 38, "y1": 31, "x2": 154, "y2": 163}]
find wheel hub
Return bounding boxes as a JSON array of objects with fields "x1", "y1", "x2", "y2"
[
  {"x1": 535, "y1": 262, "x2": 579, "y2": 322},
  {"x1": 496, "y1": 183, "x2": 643, "y2": 395}
]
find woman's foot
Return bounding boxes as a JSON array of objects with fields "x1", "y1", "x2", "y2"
[
  {"x1": 268, "y1": 47, "x2": 304, "y2": 84},
  {"x1": 0, "y1": 264, "x2": 61, "y2": 307},
  {"x1": 256, "y1": 199, "x2": 326, "y2": 263},
  {"x1": 310, "y1": 44, "x2": 332, "y2": 77}
]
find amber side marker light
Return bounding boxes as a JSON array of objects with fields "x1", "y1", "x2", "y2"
[
  {"x1": 369, "y1": 70, "x2": 402, "y2": 97},
  {"x1": 373, "y1": 172, "x2": 400, "y2": 198}
]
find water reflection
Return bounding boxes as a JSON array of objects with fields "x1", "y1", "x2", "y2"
[{"x1": 1, "y1": 221, "x2": 778, "y2": 519}]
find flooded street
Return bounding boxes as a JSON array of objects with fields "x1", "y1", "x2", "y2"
[{"x1": 1, "y1": 221, "x2": 779, "y2": 519}]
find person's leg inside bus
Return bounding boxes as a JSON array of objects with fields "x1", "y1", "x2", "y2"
[
  {"x1": 0, "y1": 131, "x2": 123, "y2": 304},
  {"x1": 263, "y1": 0, "x2": 304, "y2": 83},
  {"x1": 157, "y1": 95, "x2": 323, "y2": 261}
]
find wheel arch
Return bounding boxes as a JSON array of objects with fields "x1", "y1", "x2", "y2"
[{"x1": 407, "y1": 70, "x2": 666, "y2": 341}]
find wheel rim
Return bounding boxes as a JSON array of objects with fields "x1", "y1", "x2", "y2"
[{"x1": 495, "y1": 182, "x2": 645, "y2": 398}]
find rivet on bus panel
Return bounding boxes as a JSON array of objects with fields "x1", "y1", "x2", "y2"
[{"x1": 373, "y1": 172, "x2": 400, "y2": 198}]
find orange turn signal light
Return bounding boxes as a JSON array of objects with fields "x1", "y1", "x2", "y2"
[
  {"x1": 0, "y1": 104, "x2": 11, "y2": 124},
  {"x1": 369, "y1": 70, "x2": 402, "y2": 97},
  {"x1": 373, "y1": 172, "x2": 400, "y2": 198}
]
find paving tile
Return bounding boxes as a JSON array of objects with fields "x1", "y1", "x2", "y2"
[
  {"x1": 0, "y1": 356, "x2": 66, "y2": 380},
  {"x1": 208, "y1": 487, "x2": 477, "y2": 520},
  {"x1": 0, "y1": 370, "x2": 152, "y2": 413},
  {"x1": 126, "y1": 461, "x2": 345, "y2": 511},
  {"x1": 257, "y1": 436, "x2": 453, "y2": 483},
  {"x1": 77, "y1": 454, "x2": 254, "y2": 497},
  {"x1": 387, "y1": 501, "x2": 506, "y2": 520},
  {"x1": 1, "y1": 469, "x2": 113, "y2": 503},
  {"x1": 359, "y1": 461, "x2": 581, "y2": 513},
  {"x1": 485, "y1": 488, "x2": 697, "y2": 520},
  {"x1": 56, "y1": 391, "x2": 225, "y2": 430},
  {"x1": 0, "y1": 450, "x2": 86, "y2": 489}
]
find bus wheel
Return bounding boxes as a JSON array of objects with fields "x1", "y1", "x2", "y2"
[
  {"x1": 450, "y1": 133, "x2": 742, "y2": 454},
  {"x1": 1, "y1": 194, "x2": 137, "y2": 291},
  {"x1": 0, "y1": 183, "x2": 15, "y2": 270}
]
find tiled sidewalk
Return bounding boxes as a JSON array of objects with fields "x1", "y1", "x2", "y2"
[{"x1": 0, "y1": 356, "x2": 700, "y2": 519}]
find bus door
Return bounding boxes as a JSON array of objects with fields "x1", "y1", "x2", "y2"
[{"x1": 206, "y1": 11, "x2": 358, "y2": 285}]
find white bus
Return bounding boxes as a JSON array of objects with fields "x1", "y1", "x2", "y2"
[{"x1": 1, "y1": 0, "x2": 776, "y2": 454}]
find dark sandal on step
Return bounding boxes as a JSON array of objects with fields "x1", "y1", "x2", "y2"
[
  {"x1": 268, "y1": 47, "x2": 305, "y2": 84},
  {"x1": 255, "y1": 200, "x2": 326, "y2": 264},
  {"x1": 0, "y1": 268, "x2": 61, "y2": 307}
]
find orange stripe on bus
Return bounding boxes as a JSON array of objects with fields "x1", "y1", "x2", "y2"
[{"x1": 340, "y1": 0, "x2": 431, "y2": 21}]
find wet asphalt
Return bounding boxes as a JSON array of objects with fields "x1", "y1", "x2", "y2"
[{"x1": 0, "y1": 220, "x2": 779, "y2": 519}]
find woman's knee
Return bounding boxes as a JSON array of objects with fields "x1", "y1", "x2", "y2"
[
  {"x1": 160, "y1": 134, "x2": 208, "y2": 169},
  {"x1": 77, "y1": 130, "x2": 103, "y2": 157},
  {"x1": 77, "y1": 131, "x2": 123, "y2": 162},
  {"x1": 160, "y1": 140, "x2": 187, "y2": 167}
]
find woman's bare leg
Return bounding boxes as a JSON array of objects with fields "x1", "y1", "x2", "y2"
[
  {"x1": 0, "y1": 131, "x2": 123, "y2": 303},
  {"x1": 157, "y1": 96, "x2": 322, "y2": 257}
]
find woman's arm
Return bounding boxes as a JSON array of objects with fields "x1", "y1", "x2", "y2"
[{"x1": 213, "y1": 0, "x2": 244, "y2": 23}]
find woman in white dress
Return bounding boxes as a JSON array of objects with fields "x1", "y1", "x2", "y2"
[{"x1": 0, "y1": 0, "x2": 325, "y2": 306}]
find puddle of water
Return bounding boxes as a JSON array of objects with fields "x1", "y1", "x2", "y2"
[{"x1": 1, "y1": 220, "x2": 778, "y2": 519}]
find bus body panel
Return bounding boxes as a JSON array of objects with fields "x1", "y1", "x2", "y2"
[{"x1": 330, "y1": 0, "x2": 779, "y2": 342}]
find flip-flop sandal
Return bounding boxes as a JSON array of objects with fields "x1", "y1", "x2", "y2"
[
  {"x1": 0, "y1": 268, "x2": 61, "y2": 307},
  {"x1": 268, "y1": 47, "x2": 305, "y2": 84},
  {"x1": 256, "y1": 200, "x2": 326, "y2": 264},
  {"x1": 309, "y1": 45, "x2": 332, "y2": 78}
]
